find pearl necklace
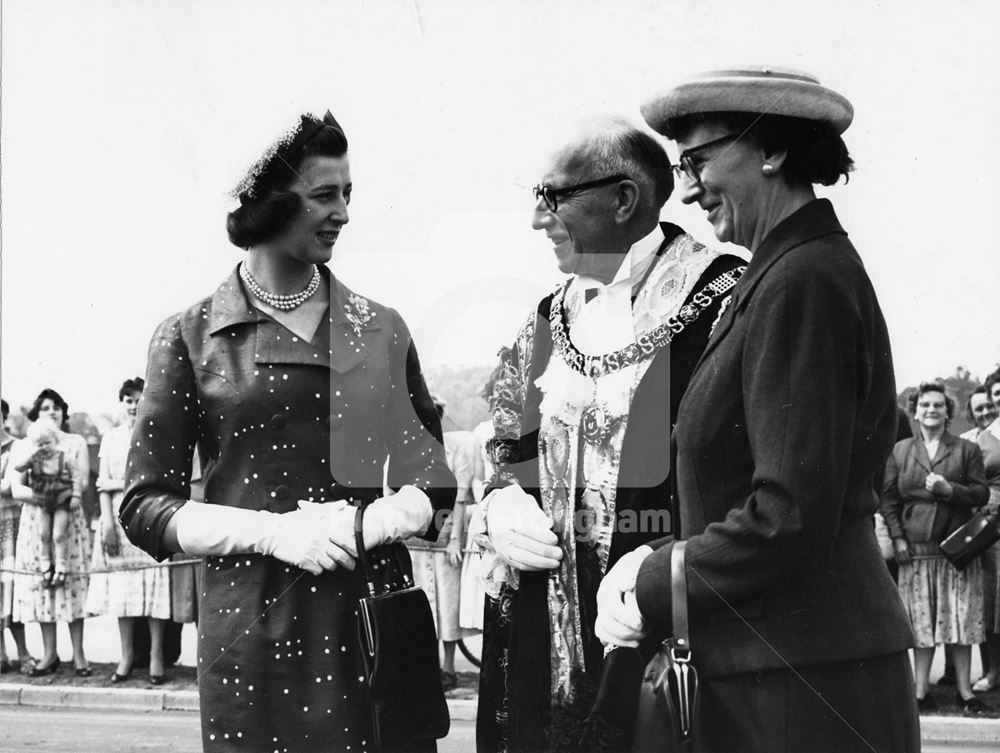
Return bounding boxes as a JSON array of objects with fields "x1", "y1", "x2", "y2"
[{"x1": 240, "y1": 263, "x2": 321, "y2": 311}]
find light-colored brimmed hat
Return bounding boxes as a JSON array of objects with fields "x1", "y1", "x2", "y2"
[{"x1": 641, "y1": 66, "x2": 853, "y2": 135}]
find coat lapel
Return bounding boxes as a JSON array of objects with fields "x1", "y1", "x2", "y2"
[
  {"x1": 929, "y1": 432, "x2": 957, "y2": 469},
  {"x1": 910, "y1": 439, "x2": 932, "y2": 473},
  {"x1": 686, "y1": 200, "x2": 848, "y2": 378},
  {"x1": 327, "y1": 272, "x2": 380, "y2": 374}
]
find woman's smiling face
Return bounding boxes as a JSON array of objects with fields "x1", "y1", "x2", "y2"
[
  {"x1": 271, "y1": 154, "x2": 352, "y2": 265},
  {"x1": 914, "y1": 390, "x2": 948, "y2": 430},
  {"x1": 675, "y1": 121, "x2": 768, "y2": 250}
]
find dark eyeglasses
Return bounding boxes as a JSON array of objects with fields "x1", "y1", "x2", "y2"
[
  {"x1": 673, "y1": 133, "x2": 741, "y2": 184},
  {"x1": 532, "y1": 174, "x2": 631, "y2": 212}
]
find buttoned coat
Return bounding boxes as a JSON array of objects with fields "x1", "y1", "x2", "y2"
[
  {"x1": 880, "y1": 432, "x2": 988, "y2": 547},
  {"x1": 635, "y1": 200, "x2": 915, "y2": 680},
  {"x1": 121, "y1": 265, "x2": 455, "y2": 753}
]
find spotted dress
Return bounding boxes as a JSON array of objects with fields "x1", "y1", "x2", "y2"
[
  {"x1": 9, "y1": 431, "x2": 91, "y2": 623},
  {"x1": 120, "y1": 265, "x2": 455, "y2": 753}
]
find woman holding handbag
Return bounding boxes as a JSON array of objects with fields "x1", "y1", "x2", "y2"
[
  {"x1": 881, "y1": 380, "x2": 990, "y2": 713},
  {"x1": 120, "y1": 111, "x2": 455, "y2": 753},
  {"x1": 596, "y1": 66, "x2": 921, "y2": 752}
]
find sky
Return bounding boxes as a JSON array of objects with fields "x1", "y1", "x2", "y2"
[{"x1": 1, "y1": 0, "x2": 999, "y2": 415}]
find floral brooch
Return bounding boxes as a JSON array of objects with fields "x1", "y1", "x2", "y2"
[{"x1": 344, "y1": 293, "x2": 376, "y2": 336}]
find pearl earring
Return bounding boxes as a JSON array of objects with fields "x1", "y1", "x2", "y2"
[{"x1": 762, "y1": 164, "x2": 775, "y2": 175}]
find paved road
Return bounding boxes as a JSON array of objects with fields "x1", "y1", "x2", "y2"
[
  {"x1": 0, "y1": 707, "x2": 476, "y2": 752},
  {"x1": 3, "y1": 706, "x2": 998, "y2": 753}
]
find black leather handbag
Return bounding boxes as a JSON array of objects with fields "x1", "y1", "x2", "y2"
[
  {"x1": 632, "y1": 541, "x2": 699, "y2": 753},
  {"x1": 939, "y1": 511, "x2": 1000, "y2": 570},
  {"x1": 354, "y1": 506, "x2": 450, "y2": 751}
]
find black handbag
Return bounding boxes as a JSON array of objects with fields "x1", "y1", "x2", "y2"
[
  {"x1": 354, "y1": 505, "x2": 450, "y2": 751},
  {"x1": 939, "y1": 511, "x2": 1000, "y2": 570},
  {"x1": 632, "y1": 541, "x2": 699, "y2": 753}
]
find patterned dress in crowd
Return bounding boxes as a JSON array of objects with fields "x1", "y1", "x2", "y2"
[
  {"x1": 11, "y1": 431, "x2": 90, "y2": 623},
  {"x1": 0, "y1": 437, "x2": 18, "y2": 623},
  {"x1": 87, "y1": 423, "x2": 171, "y2": 619}
]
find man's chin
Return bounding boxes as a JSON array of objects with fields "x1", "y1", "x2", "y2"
[{"x1": 553, "y1": 246, "x2": 577, "y2": 274}]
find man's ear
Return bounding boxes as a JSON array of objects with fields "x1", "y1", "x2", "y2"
[
  {"x1": 613, "y1": 179, "x2": 641, "y2": 224},
  {"x1": 761, "y1": 145, "x2": 789, "y2": 176}
]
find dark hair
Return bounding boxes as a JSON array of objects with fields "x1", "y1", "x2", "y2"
[
  {"x1": 118, "y1": 376, "x2": 145, "y2": 402},
  {"x1": 965, "y1": 386, "x2": 993, "y2": 422},
  {"x1": 226, "y1": 114, "x2": 349, "y2": 249},
  {"x1": 907, "y1": 381, "x2": 954, "y2": 422},
  {"x1": 985, "y1": 367, "x2": 1000, "y2": 397},
  {"x1": 666, "y1": 111, "x2": 853, "y2": 187},
  {"x1": 1, "y1": 399, "x2": 8, "y2": 420},
  {"x1": 26, "y1": 388, "x2": 70, "y2": 431}
]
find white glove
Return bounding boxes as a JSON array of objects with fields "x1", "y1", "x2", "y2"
[
  {"x1": 172, "y1": 501, "x2": 355, "y2": 576},
  {"x1": 595, "y1": 545, "x2": 654, "y2": 648},
  {"x1": 485, "y1": 485, "x2": 562, "y2": 572},
  {"x1": 298, "y1": 485, "x2": 433, "y2": 557}
]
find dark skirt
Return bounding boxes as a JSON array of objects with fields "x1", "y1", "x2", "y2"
[{"x1": 691, "y1": 651, "x2": 919, "y2": 753}]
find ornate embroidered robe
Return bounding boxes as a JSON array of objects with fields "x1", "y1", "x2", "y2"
[{"x1": 476, "y1": 223, "x2": 744, "y2": 753}]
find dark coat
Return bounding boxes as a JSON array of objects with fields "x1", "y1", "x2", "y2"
[
  {"x1": 477, "y1": 225, "x2": 744, "y2": 753},
  {"x1": 121, "y1": 265, "x2": 455, "y2": 753},
  {"x1": 635, "y1": 200, "x2": 915, "y2": 681},
  {"x1": 880, "y1": 432, "x2": 988, "y2": 548}
]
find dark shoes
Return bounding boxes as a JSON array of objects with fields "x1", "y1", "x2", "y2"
[
  {"x1": 956, "y1": 694, "x2": 992, "y2": 716},
  {"x1": 74, "y1": 665, "x2": 93, "y2": 678},
  {"x1": 110, "y1": 670, "x2": 132, "y2": 684},
  {"x1": 26, "y1": 658, "x2": 61, "y2": 677},
  {"x1": 441, "y1": 671, "x2": 458, "y2": 692},
  {"x1": 149, "y1": 674, "x2": 166, "y2": 686},
  {"x1": 916, "y1": 694, "x2": 937, "y2": 712}
]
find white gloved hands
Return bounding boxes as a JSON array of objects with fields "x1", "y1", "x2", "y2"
[
  {"x1": 172, "y1": 501, "x2": 355, "y2": 576},
  {"x1": 297, "y1": 485, "x2": 434, "y2": 557},
  {"x1": 595, "y1": 545, "x2": 654, "y2": 648},
  {"x1": 485, "y1": 485, "x2": 562, "y2": 572}
]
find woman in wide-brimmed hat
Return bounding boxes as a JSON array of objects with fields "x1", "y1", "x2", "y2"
[{"x1": 595, "y1": 67, "x2": 920, "y2": 751}]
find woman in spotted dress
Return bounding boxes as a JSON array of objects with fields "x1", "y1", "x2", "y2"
[{"x1": 120, "y1": 111, "x2": 455, "y2": 753}]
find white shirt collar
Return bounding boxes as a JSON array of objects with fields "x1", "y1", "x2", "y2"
[{"x1": 573, "y1": 224, "x2": 664, "y2": 296}]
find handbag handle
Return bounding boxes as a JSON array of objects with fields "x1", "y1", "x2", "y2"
[
  {"x1": 354, "y1": 505, "x2": 376, "y2": 598},
  {"x1": 353, "y1": 504, "x2": 415, "y2": 599},
  {"x1": 671, "y1": 540, "x2": 690, "y2": 654}
]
